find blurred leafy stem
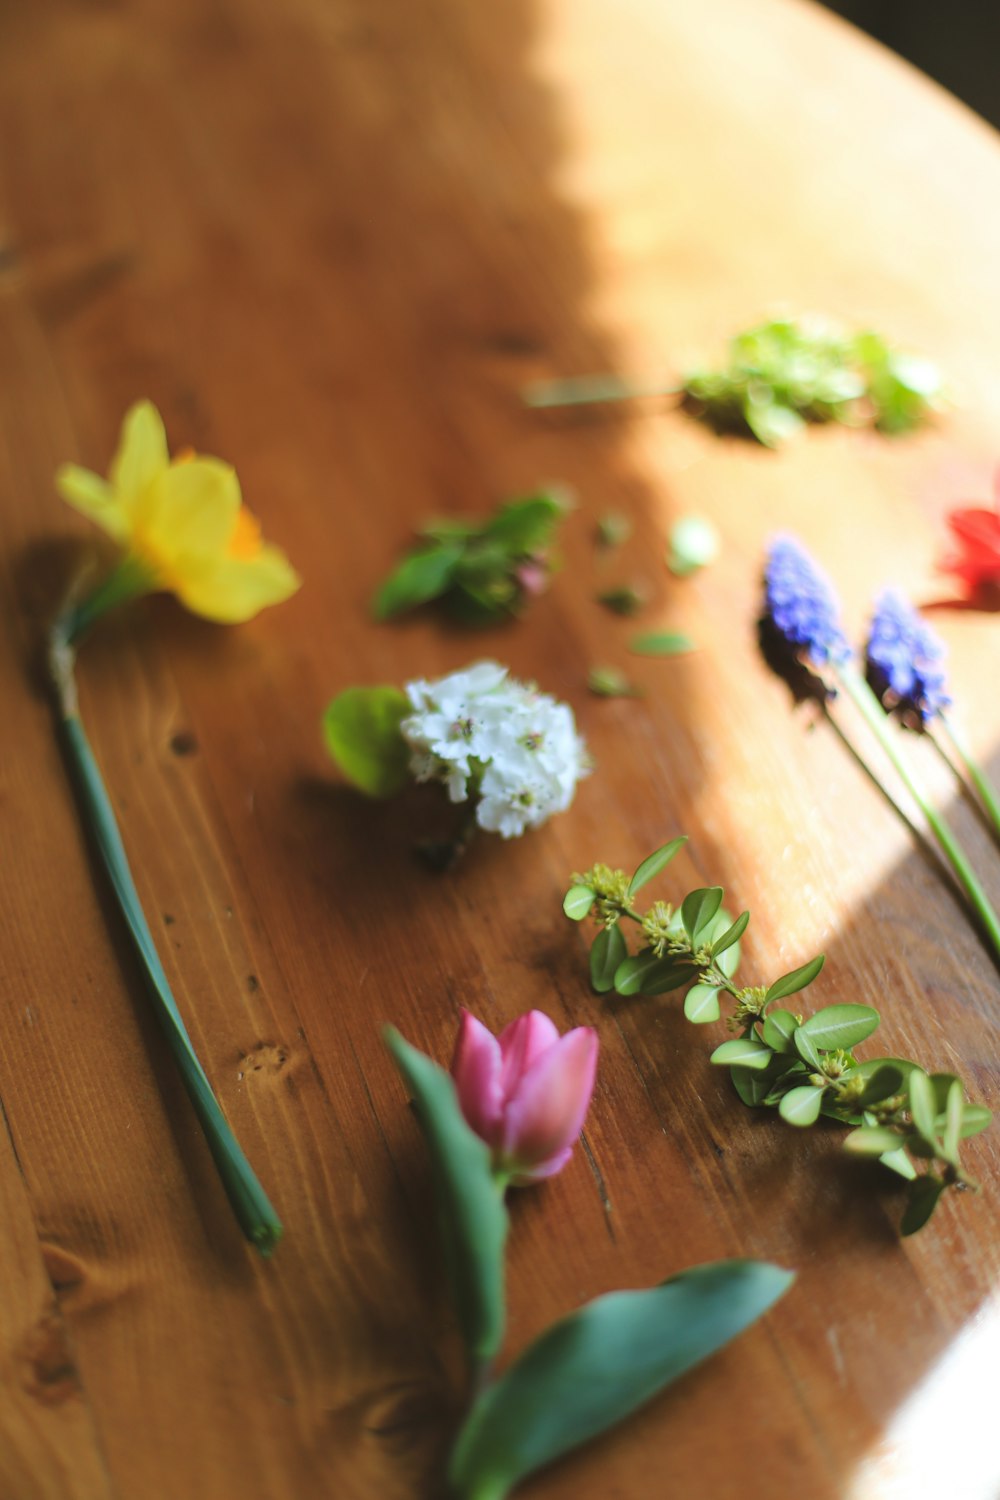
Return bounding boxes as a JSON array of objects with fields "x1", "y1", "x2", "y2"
[
  {"x1": 524, "y1": 318, "x2": 945, "y2": 449},
  {"x1": 372, "y1": 490, "x2": 570, "y2": 624},
  {"x1": 564, "y1": 839, "x2": 990, "y2": 1235}
]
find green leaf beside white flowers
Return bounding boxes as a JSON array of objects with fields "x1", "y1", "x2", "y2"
[{"x1": 322, "y1": 685, "x2": 412, "y2": 797}]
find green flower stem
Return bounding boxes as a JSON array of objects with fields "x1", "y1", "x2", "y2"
[
  {"x1": 48, "y1": 608, "x2": 282, "y2": 1256},
  {"x1": 522, "y1": 374, "x2": 681, "y2": 410},
  {"x1": 60, "y1": 558, "x2": 156, "y2": 646},
  {"x1": 836, "y1": 665, "x2": 1000, "y2": 964},
  {"x1": 939, "y1": 714, "x2": 1000, "y2": 845}
]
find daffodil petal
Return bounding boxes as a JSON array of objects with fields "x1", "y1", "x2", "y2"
[
  {"x1": 174, "y1": 543, "x2": 301, "y2": 623},
  {"x1": 55, "y1": 463, "x2": 130, "y2": 543},
  {"x1": 109, "y1": 401, "x2": 169, "y2": 508},
  {"x1": 137, "y1": 458, "x2": 242, "y2": 565}
]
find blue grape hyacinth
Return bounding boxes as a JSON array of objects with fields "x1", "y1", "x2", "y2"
[
  {"x1": 865, "y1": 590, "x2": 951, "y2": 729},
  {"x1": 760, "y1": 535, "x2": 850, "y2": 700}
]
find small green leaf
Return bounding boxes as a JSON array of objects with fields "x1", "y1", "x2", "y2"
[
  {"x1": 596, "y1": 512, "x2": 632, "y2": 548},
  {"x1": 449, "y1": 1261, "x2": 793, "y2": 1500},
  {"x1": 483, "y1": 491, "x2": 567, "y2": 553},
  {"x1": 779, "y1": 1086, "x2": 825, "y2": 1127},
  {"x1": 843, "y1": 1125, "x2": 905, "y2": 1156},
  {"x1": 710, "y1": 1038, "x2": 773, "y2": 1071},
  {"x1": 731, "y1": 1064, "x2": 775, "y2": 1106},
  {"x1": 372, "y1": 542, "x2": 465, "y2": 619},
  {"x1": 629, "y1": 630, "x2": 695, "y2": 657},
  {"x1": 799, "y1": 1004, "x2": 879, "y2": 1052},
  {"x1": 614, "y1": 950, "x2": 691, "y2": 997},
  {"x1": 761, "y1": 1010, "x2": 799, "y2": 1054},
  {"x1": 879, "y1": 1145, "x2": 917, "y2": 1181},
  {"x1": 684, "y1": 984, "x2": 721, "y2": 1024},
  {"x1": 710, "y1": 910, "x2": 749, "y2": 960},
  {"x1": 383, "y1": 1029, "x2": 508, "y2": 1366},
  {"x1": 764, "y1": 954, "x2": 825, "y2": 1004},
  {"x1": 851, "y1": 1065, "x2": 904, "y2": 1110},
  {"x1": 563, "y1": 885, "x2": 596, "y2": 921},
  {"x1": 590, "y1": 924, "x2": 628, "y2": 994},
  {"x1": 628, "y1": 836, "x2": 688, "y2": 898},
  {"x1": 958, "y1": 1103, "x2": 992, "y2": 1139},
  {"x1": 596, "y1": 584, "x2": 648, "y2": 617},
  {"x1": 901, "y1": 1175, "x2": 946, "y2": 1237},
  {"x1": 908, "y1": 1070, "x2": 939, "y2": 1151},
  {"x1": 942, "y1": 1078, "x2": 963, "y2": 1165},
  {"x1": 681, "y1": 887, "x2": 724, "y2": 946},
  {"x1": 793, "y1": 1027, "x2": 823, "y2": 1072},
  {"x1": 322, "y1": 686, "x2": 411, "y2": 797}
]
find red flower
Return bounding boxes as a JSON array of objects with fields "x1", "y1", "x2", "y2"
[{"x1": 940, "y1": 471, "x2": 1000, "y2": 609}]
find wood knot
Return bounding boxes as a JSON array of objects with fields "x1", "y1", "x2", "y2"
[
  {"x1": 237, "y1": 1041, "x2": 290, "y2": 1082},
  {"x1": 19, "y1": 1315, "x2": 80, "y2": 1406}
]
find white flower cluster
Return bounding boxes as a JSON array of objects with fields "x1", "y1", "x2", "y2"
[{"x1": 400, "y1": 661, "x2": 590, "y2": 838}]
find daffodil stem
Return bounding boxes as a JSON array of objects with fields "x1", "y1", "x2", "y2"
[
  {"x1": 836, "y1": 666, "x2": 1000, "y2": 964},
  {"x1": 47, "y1": 614, "x2": 282, "y2": 1255},
  {"x1": 939, "y1": 715, "x2": 1000, "y2": 845},
  {"x1": 521, "y1": 373, "x2": 682, "y2": 410}
]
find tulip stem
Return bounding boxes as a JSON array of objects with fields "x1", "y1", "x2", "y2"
[
  {"x1": 836, "y1": 666, "x2": 1000, "y2": 965},
  {"x1": 522, "y1": 373, "x2": 682, "y2": 410},
  {"x1": 47, "y1": 607, "x2": 282, "y2": 1256}
]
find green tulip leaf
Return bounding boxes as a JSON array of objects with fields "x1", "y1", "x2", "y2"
[
  {"x1": 322, "y1": 686, "x2": 411, "y2": 797},
  {"x1": 449, "y1": 1260, "x2": 794, "y2": 1500},
  {"x1": 383, "y1": 1028, "x2": 507, "y2": 1367}
]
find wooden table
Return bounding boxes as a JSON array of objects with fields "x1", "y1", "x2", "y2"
[{"x1": 3, "y1": 1, "x2": 999, "y2": 1496}]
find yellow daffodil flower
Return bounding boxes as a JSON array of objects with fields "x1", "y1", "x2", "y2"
[{"x1": 56, "y1": 400, "x2": 300, "y2": 623}]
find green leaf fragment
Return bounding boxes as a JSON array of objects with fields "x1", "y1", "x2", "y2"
[
  {"x1": 942, "y1": 1078, "x2": 964, "y2": 1166},
  {"x1": 322, "y1": 686, "x2": 412, "y2": 797},
  {"x1": 563, "y1": 885, "x2": 596, "y2": 921},
  {"x1": 628, "y1": 836, "x2": 688, "y2": 898},
  {"x1": 908, "y1": 1070, "x2": 939, "y2": 1152},
  {"x1": 843, "y1": 1125, "x2": 905, "y2": 1156},
  {"x1": 957, "y1": 1103, "x2": 992, "y2": 1139},
  {"x1": 614, "y1": 950, "x2": 691, "y2": 997},
  {"x1": 449, "y1": 1261, "x2": 794, "y2": 1500},
  {"x1": 851, "y1": 1065, "x2": 904, "y2": 1110},
  {"x1": 596, "y1": 512, "x2": 632, "y2": 548},
  {"x1": 596, "y1": 584, "x2": 648, "y2": 616},
  {"x1": 383, "y1": 1028, "x2": 508, "y2": 1366},
  {"x1": 764, "y1": 954, "x2": 825, "y2": 1004},
  {"x1": 798, "y1": 1004, "x2": 879, "y2": 1051},
  {"x1": 587, "y1": 666, "x2": 643, "y2": 698},
  {"x1": 590, "y1": 924, "x2": 628, "y2": 994},
  {"x1": 709, "y1": 909, "x2": 749, "y2": 960},
  {"x1": 629, "y1": 630, "x2": 695, "y2": 657},
  {"x1": 792, "y1": 1027, "x2": 823, "y2": 1072}
]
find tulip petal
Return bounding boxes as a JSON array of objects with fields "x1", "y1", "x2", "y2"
[
  {"x1": 109, "y1": 400, "x2": 169, "y2": 509},
  {"x1": 498, "y1": 1010, "x2": 560, "y2": 1101},
  {"x1": 55, "y1": 463, "x2": 129, "y2": 543},
  {"x1": 501, "y1": 1027, "x2": 598, "y2": 1175},
  {"x1": 451, "y1": 1010, "x2": 505, "y2": 1147}
]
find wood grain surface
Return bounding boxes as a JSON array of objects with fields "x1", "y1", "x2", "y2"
[{"x1": 2, "y1": 1, "x2": 1000, "y2": 1496}]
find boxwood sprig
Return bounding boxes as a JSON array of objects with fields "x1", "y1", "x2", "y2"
[{"x1": 564, "y1": 838, "x2": 991, "y2": 1235}]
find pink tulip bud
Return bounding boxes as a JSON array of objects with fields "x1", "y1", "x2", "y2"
[{"x1": 451, "y1": 1009, "x2": 599, "y2": 1185}]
